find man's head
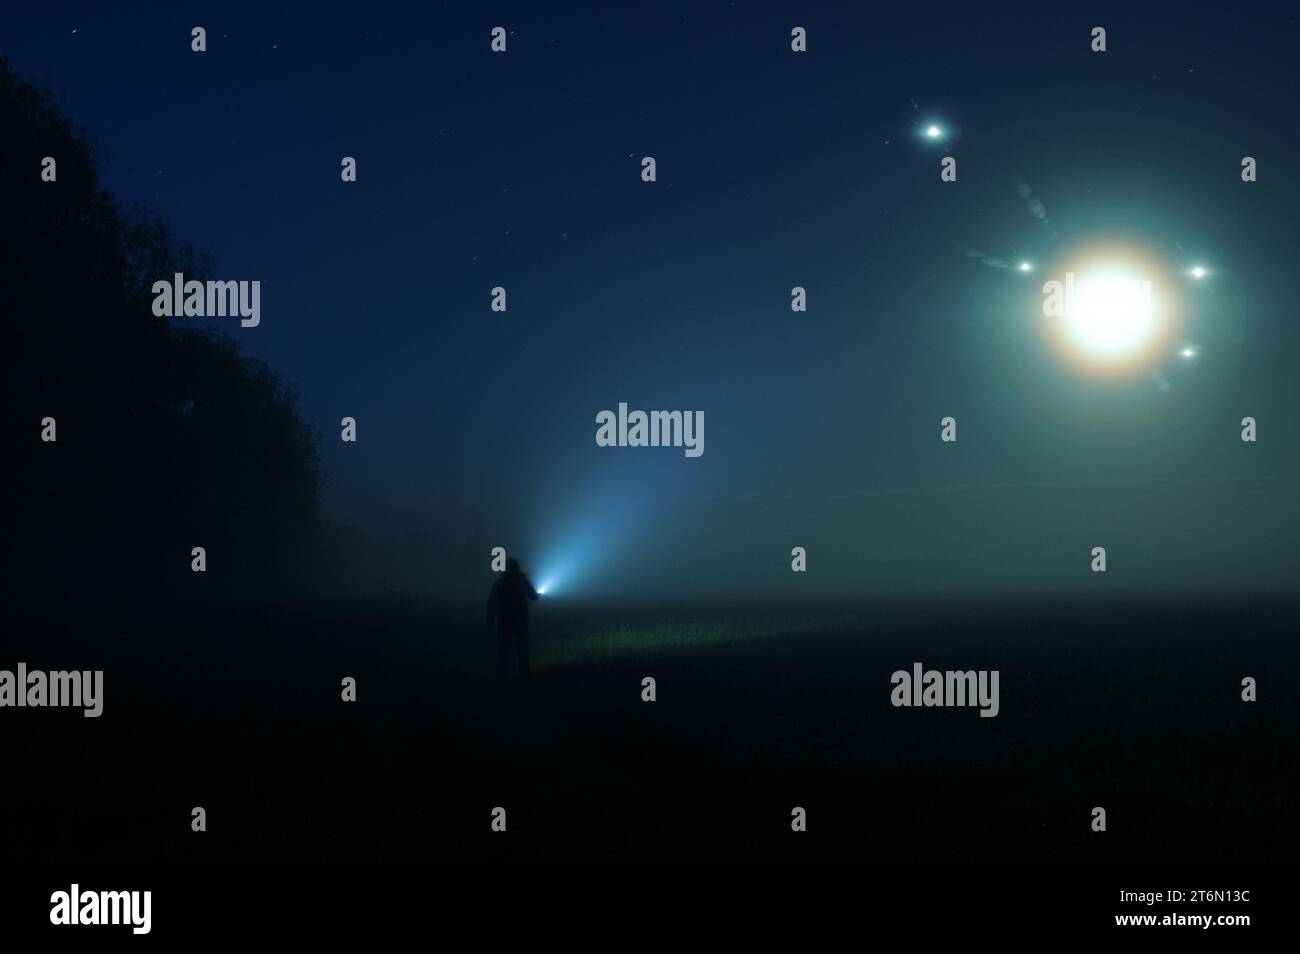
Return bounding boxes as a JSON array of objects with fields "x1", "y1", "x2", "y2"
[{"x1": 505, "y1": 558, "x2": 520, "y2": 574}]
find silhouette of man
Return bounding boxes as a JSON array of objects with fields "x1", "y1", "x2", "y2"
[{"x1": 486, "y1": 558, "x2": 539, "y2": 685}]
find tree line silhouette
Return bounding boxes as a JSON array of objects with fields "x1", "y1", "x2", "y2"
[{"x1": 2, "y1": 57, "x2": 325, "y2": 610}]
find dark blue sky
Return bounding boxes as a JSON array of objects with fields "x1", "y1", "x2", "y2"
[{"x1": 5, "y1": 3, "x2": 1298, "y2": 598}]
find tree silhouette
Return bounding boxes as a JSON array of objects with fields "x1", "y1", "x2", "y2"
[{"x1": 1, "y1": 57, "x2": 325, "y2": 608}]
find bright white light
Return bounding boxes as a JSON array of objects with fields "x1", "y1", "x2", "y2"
[
  {"x1": 1188, "y1": 265, "x2": 1208, "y2": 279},
  {"x1": 1181, "y1": 347, "x2": 1196, "y2": 358},
  {"x1": 1042, "y1": 244, "x2": 1183, "y2": 374},
  {"x1": 1063, "y1": 268, "x2": 1160, "y2": 362},
  {"x1": 536, "y1": 582, "x2": 550, "y2": 595},
  {"x1": 1018, "y1": 261, "x2": 1033, "y2": 272},
  {"x1": 925, "y1": 124, "x2": 943, "y2": 138}
]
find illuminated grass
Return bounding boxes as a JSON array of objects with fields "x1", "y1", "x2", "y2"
[{"x1": 534, "y1": 615, "x2": 842, "y2": 669}]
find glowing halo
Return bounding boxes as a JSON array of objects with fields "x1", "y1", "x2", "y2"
[{"x1": 1038, "y1": 243, "x2": 1183, "y2": 376}]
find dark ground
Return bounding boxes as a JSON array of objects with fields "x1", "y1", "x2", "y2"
[{"x1": 3, "y1": 593, "x2": 1296, "y2": 863}]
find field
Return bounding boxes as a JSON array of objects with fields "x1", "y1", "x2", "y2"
[{"x1": 4, "y1": 593, "x2": 1296, "y2": 863}]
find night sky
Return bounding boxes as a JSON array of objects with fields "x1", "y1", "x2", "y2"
[{"x1": 5, "y1": 3, "x2": 1298, "y2": 600}]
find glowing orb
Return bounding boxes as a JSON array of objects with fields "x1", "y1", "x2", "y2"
[
  {"x1": 925, "y1": 125, "x2": 943, "y2": 138},
  {"x1": 1018, "y1": 261, "x2": 1033, "y2": 272},
  {"x1": 1181, "y1": 347, "x2": 1196, "y2": 358},
  {"x1": 1040, "y1": 244, "x2": 1182, "y2": 375},
  {"x1": 1188, "y1": 265, "x2": 1208, "y2": 279},
  {"x1": 1064, "y1": 270, "x2": 1158, "y2": 360},
  {"x1": 536, "y1": 582, "x2": 550, "y2": 595}
]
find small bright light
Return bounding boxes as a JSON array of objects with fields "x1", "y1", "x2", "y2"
[
  {"x1": 1181, "y1": 347, "x2": 1195, "y2": 358},
  {"x1": 1188, "y1": 265, "x2": 1207, "y2": 279},
  {"x1": 536, "y1": 583, "x2": 550, "y2": 595},
  {"x1": 1018, "y1": 261, "x2": 1033, "y2": 272},
  {"x1": 925, "y1": 125, "x2": 943, "y2": 138}
]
